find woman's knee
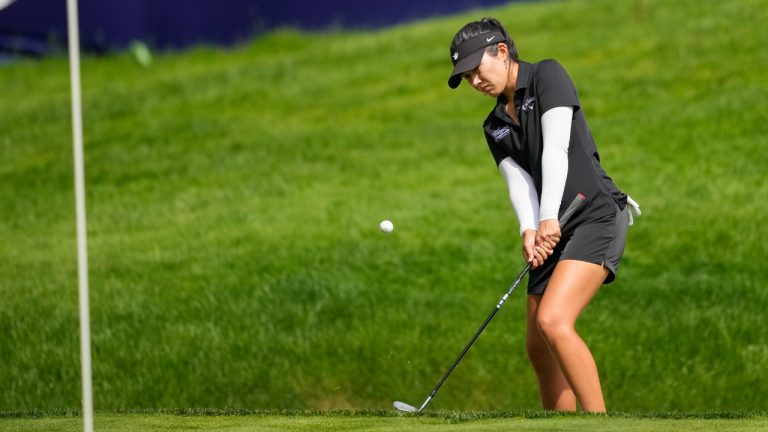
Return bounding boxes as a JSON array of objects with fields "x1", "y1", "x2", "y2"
[{"x1": 536, "y1": 311, "x2": 574, "y2": 343}]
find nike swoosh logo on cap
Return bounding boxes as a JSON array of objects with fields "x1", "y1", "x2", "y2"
[{"x1": 486, "y1": 35, "x2": 496, "y2": 42}]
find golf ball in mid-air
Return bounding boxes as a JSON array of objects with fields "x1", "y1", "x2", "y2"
[{"x1": 379, "y1": 220, "x2": 394, "y2": 234}]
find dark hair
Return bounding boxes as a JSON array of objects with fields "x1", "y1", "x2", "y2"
[{"x1": 450, "y1": 17, "x2": 518, "y2": 61}]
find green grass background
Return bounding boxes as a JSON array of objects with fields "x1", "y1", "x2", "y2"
[{"x1": 1, "y1": 0, "x2": 767, "y2": 413}]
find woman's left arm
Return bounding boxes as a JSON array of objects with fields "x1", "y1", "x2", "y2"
[{"x1": 537, "y1": 105, "x2": 574, "y2": 249}]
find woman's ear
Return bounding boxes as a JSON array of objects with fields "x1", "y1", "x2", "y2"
[{"x1": 497, "y1": 42, "x2": 509, "y2": 59}]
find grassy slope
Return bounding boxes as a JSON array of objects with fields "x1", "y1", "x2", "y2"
[{"x1": 1, "y1": 0, "x2": 767, "y2": 412}]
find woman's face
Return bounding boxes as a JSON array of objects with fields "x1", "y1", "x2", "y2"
[{"x1": 463, "y1": 48, "x2": 508, "y2": 97}]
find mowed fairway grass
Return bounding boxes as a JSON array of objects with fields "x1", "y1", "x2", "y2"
[
  {"x1": 2, "y1": 411, "x2": 768, "y2": 432},
  {"x1": 1, "y1": 0, "x2": 768, "y2": 428}
]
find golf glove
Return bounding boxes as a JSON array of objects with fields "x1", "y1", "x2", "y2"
[{"x1": 626, "y1": 195, "x2": 641, "y2": 226}]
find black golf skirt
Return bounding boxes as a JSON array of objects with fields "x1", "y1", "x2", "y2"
[{"x1": 527, "y1": 201, "x2": 630, "y2": 296}]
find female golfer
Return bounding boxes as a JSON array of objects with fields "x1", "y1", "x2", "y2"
[{"x1": 448, "y1": 18, "x2": 639, "y2": 412}]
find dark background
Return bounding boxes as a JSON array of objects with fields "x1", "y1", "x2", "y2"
[{"x1": 0, "y1": 0, "x2": 517, "y2": 54}]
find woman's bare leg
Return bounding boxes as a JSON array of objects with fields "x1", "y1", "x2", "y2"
[
  {"x1": 536, "y1": 259, "x2": 609, "y2": 413},
  {"x1": 526, "y1": 295, "x2": 577, "y2": 410}
]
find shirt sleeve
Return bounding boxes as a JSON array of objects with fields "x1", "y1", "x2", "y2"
[
  {"x1": 539, "y1": 106, "x2": 573, "y2": 221},
  {"x1": 535, "y1": 59, "x2": 580, "y2": 113},
  {"x1": 484, "y1": 128, "x2": 508, "y2": 166},
  {"x1": 498, "y1": 157, "x2": 540, "y2": 235}
]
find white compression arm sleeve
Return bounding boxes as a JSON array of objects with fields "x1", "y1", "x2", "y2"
[
  {"x1": 499, "y1": 157, "x2": 539, "y2": 235},
  {"x1": 539, "y1": 106, "x2": 573, "y2": 221}
]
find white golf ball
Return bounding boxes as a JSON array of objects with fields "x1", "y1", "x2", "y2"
[{"x1": 379, "y1": 220, "x2": 394, "y2": 234}]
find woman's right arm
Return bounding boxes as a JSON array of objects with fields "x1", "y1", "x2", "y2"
[{"x1": 498, "y1": 157, "x2": 551, "y2": 268}]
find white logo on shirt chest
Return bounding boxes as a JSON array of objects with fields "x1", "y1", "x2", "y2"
[
  {"x1": 491, "y1": 125, "x2": 512, "y2": 142},
  {"x1": 522, "y1": 97, "x2": 535, "y2": 111}
]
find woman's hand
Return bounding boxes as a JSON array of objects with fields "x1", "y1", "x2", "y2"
[
  {"x1": 522, "y1": 229, "x2": 551, "y2": 269},
  {"x1": 536, "y1": 219, "x2": 561, "y2": 252}
]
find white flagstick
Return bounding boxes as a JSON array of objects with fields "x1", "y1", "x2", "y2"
[
  {"x1": 65, "y1": 0, "x2": 94, "y2": 431},
  {"x1": 0, "y1": 0, "x2": 17, "y2": 11}
]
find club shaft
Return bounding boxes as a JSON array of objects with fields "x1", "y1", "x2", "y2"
[
  {"x1": 421, "y1": 263, "x2": 531, "y2": 407},
  {"x1": 413, "y1": 194, "x2": 586, "y2": 411}
]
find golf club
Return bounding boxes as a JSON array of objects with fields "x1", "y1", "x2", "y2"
[{"x1": 394, "y1": 193, "x2": 586, "y2": 413}]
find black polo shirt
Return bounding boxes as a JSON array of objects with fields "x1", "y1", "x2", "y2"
[{"x1": 483, "y1": 59, "x2": 627, "y2": 230}]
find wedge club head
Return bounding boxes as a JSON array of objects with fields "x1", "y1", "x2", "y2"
[{"x1": 393, "y1": 401, "x2": 419, "y2": 413}]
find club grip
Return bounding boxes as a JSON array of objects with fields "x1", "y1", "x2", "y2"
[{"x1": 558, "y1": 193, "x2": 586, "y2": 227}]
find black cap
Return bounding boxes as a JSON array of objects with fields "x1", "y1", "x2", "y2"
[{"x1": 448, "y1": 32, "x2": 506, "y2": 89}]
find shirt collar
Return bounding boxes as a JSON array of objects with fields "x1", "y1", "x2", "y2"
[
  {"x1": 515, "y1": 60, "x2": 532, "y2": 93},
  {"x1": 496, "y1": 60, "x2": 532, "y2": 106}
]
